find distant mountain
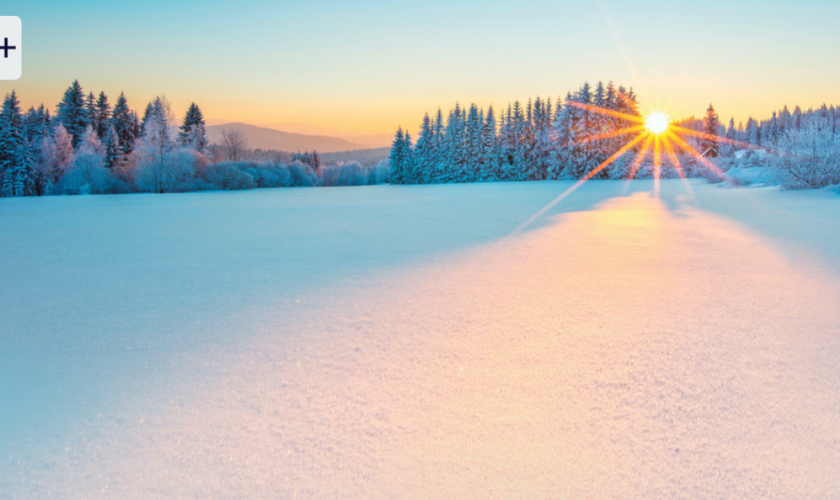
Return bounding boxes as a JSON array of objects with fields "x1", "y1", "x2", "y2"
[{"x1": 206, "y1": 123, "x2": 366, "y2": 153}]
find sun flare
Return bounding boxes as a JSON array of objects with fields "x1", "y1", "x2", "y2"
[{"x1": 645, "y1": 112, "x2": 669, "y2": 134}]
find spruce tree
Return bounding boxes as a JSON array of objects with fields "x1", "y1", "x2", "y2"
[
  {"x1": 0, "y1": 93, "x2": 23, "y2": 191},
  {"x1": 11, "y1": 125, "x2": 35, "y2": 197},
  {"x1": 413, "y1": 113, "x2": 433, "y2": 184},
  {"x1": 402, "y1": 132, "x2": 414, "y2": 184},
  {"x1": 95, "y1": 92, "x2": 111, "y2": 139},
  {"x1": 102, "y1": 124, "x2": 120, "y2": 168},
  {"x1": 86, "y1": 92, "x2": 98, "y2": 139},
  {"x1": 388, "y1": 127, "x2": 405, "y2": 184},
  {"x1": 111, "y1": 92, "x2": 136, "y2": 160},
  {"x1": 430, "y1": 109, "x2": 445, "y2": 183},
  {"x1": 178, "y1": 102, "x2": 208, "y2": 151},
  {"x1": 463, "y1": 104, "x2": 482, "y2": 182},
  {"x1": 481, "y1": 105, "x2": 498, "y2": 181},
  {"x1": 56, "y1": 80, "x2": 90, "y2": 147},
  {"x1": 701, "y1": 104, "x2": 720, "y2": 154}
]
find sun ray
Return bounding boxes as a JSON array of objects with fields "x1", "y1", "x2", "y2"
[
  {"x1": 666, "y1": 131, "x2": 734, "y2": 184},
  {"x1": 625, "y1": 134, "x2": 654, "y2": 182},
  {"x1": 615, "y1": 89, "x2": 640, "y2": 113},
  {"x1": 565, "y1": 100, "x2": 645, "y2": 124},
  {"x1": 669, "y1": 125, "x2": 775, "y2": 154},
  {"x1": 509, "y1": 133, "x2": 648, "y2": 236},
  {"x1": 576, "y1": 125, "x2": 645, "y2": 146},
  {"x1": 662, "y1": 134, "x2": 696, "y2": 199},
  {"x1": 653, "y1": 135, "x2": 662, "y2": 197}
]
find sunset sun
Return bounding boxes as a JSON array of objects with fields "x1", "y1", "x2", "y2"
[{"x1": 645, "y1": 112, "x2": 669, "y2": 134}]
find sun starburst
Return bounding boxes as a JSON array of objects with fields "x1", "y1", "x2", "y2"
[{"x1": 511, "y1": 96, "x2": 771, "y2": 235}]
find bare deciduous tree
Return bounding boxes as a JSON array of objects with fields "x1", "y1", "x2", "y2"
[{"x1": 221, "y1": 127, "x2": 249, "y2": 162}]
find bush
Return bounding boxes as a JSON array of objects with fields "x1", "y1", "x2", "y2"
[
  {"x1": 320, "y1": 161, "x2": 373, "y2": 187},
  {"x1": 54, "y1": 152, "x2": 117, "y2": 195},
  {"x1": 287, "y1": 160, "x2": 319, "y2": 187},
  {"x1": 135, "y1": 148, "x2": 197, "y2": 193},
  {"x1": 200, "y1": 162, "x2": 256, "y2": 190}
]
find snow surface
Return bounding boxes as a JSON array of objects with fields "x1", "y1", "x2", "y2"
[{"x1": 1, "y1": 180, "x2": 840, "y2": 498}]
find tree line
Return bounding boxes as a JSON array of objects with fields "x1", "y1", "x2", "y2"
[
  {"x1": 390, "y1": 81, "x2": 840, "y2": 188},
  {"x1": 0, "y1": 81, "x2": 394, "y2": 196}
]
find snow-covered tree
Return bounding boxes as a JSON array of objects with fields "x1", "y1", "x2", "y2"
[
  {"x1": 413, "y1": 113, "x2": 434, "y2": 184},
  {"x1": 134, "y1": 95, "x2": 195, "y2": 193},
  {"x1": 56, "y1": 80, "x2": 90, "y2": 147},
  {"x1": 388, "y1": 127, "x2": 406, "y2": 184},
  {"x1": 4, "y1": 123, "x2": 36, "y2": 197},
  {"x1": 480, "y1": 105, "x2": 499, "y2": 181},
  {"x1": 110, "y1": 92, "x2": 136, "y2": 163},
  {"x1": 178, "y1": 102, "x2": 208, "y2": 152},
  {"x1": 78, "y1": 125, "x2": 105, "y2": 157},
  {"x1": 36, "y1": 123, "x2": 75, "y2": 190},
  {"x1": 94, "y1": 92, "x2": 111, "y2": 139},
  {"x1": 775, "y1": 116, "x2": 840, "y2": 188}
]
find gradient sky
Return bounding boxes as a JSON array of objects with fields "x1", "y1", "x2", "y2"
[{"x1": 2, "y1": 0, "x2": 839, "y2": 137}]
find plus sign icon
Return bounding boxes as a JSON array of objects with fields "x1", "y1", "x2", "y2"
[{"x1": 0, "y1": 16, "x2": 21, "y2": 80}]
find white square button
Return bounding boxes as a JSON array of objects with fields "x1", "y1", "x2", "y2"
[{"x1": 0, "y1": 16, "x2": 21, "y2": 80}]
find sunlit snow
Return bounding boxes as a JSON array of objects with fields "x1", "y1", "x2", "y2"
[{"x1": 1, "y1": 180, "x2": 839, "y2": 498}]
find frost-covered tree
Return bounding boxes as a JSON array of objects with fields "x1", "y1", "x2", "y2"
[
  {"x1": 94, "y1": 92, "x2": 111, "y2": 139},
  {"x1": 775, "y1": 116, "x2": 840, "y2": 188},
  {"x1": 548, "y1": 95, "x2": 573, "y2": 179},
  {"x1": 178, "y1": 102, "x2": 208, "y2": 152},
  {"x1": 134, "y1": 95, "x2": 195, "y2": 193},
  {"x1": 36, "y1": 123, "x2": 75, "y2": 190},
  {"x1": 388, "y1": 127, "x2": 408, "y2": 184},
  {"x1": 480, "y1": 105, "x2": 499, "y2": 181},
  {"x1": 0, "y1": 93, "x2": 24, "y2": 194},
  {"x1": 110, "y1": 92, "x2": 136, "y2": 162},
  {"x1": 99, "y1": 124, "x2": 119, "y2": 169},
  {"x1": 701, "y1": 104, "x2": 720, "y2": 154},
  {"x1": 57, "y1": 80, "x2": 90, "y2": 147},
  {"x1": 78, "y1": 125, "x2": 105, "y2": 157},
  {"x1": 463, "y1": 104, "x2": 482, "y2": 182},
  {"x1": 413, "y1": 113, "x2": 434, "y2": 184},
  {"x1": 531, "y1": 96, "x2": 553, "y2": 180},
  {"x1": 430, "y1": 109, "x2": 445, "y2": 183},
  {"x1": 4, "y1": 123, "x2": 36, "y2": 197},
  {"x1": 401, "y1": 132, "x2": 414, "y2": 184}
]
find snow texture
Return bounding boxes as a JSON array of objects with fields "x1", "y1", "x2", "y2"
[{"x1": 1, "y1": 180, "x2": 839, "y2": 498}]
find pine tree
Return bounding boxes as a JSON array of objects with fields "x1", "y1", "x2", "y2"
[
  {"x1": 57, "y1": 80, "x2": 90, "y2": 147},
  {"x1": 178, "y1": 102, "x2": 208, "y2": 152},
  {"x1": 10, "y1": 124, "x2": 35, "y2": 197},
  {"x1": 402, "y1": 132, "x2": 414, "y2": 184},
  {"x1": 110, "y1": 92, "x2": 136, "y2": 161},
  {"x1": 102, "y1": 124, "x2": 120, "y2": 168},
  {"x1": 95, "y1": 92, "x2": 111, "y2": 139},
  {"x1": 480, "y1": 105, "x2": 498, "y2": 181},
  {"x1": 0, "y1": 92, "x2": 24, "y2": 192},
  {"x1": 767, "y1": 112, "x2": 781, "y2": 147},
  {"x1": 86, "y1": 92, "x2": 98, "y2": 139},
  {"x1": 388, "y1": 127, "x2": 405, "y2": 184},
  {"x1": 548, "y1": 96, "x2": 571, "y2": 179},
  {"x1": 141, "y1": 102, "x2": 154, "y2": 136},
  {"x1": 701, "y1": 104, "x2": 720, "y2": 154},
  {"x1": 463, "y1": 104, "x2": 482, "y2": 182},
  {"x1": 413, "y1": 113, "x2": 434, "y2": 184},
  {"x1": 442, "y1": 104, "x2": 464, "y2": 183},
  {"x1": 2, "y1": 90, "x2": 23, "y2": 130},
  {"x1": 24, "y1": 104, "x2": 50, "y2": 147},
  {"x1": 430, "y1": 109, "x2": 445, "y2": 183}
]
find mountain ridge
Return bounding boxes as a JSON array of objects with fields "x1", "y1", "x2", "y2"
[{"x1": 206, "y1": 122, "x2": 375, "y2": 153}]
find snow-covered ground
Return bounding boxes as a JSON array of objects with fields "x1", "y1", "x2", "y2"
[{"x1": 1, "y1": 180, "x2": 839, "y2": 498}]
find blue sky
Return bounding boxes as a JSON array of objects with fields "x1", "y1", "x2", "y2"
[{"x1": 2, "y1": 0, "x2": 839, "y2": 135}]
